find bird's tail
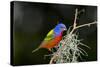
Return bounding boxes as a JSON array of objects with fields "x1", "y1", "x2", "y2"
[{"x1": 32, "y1": 47, "x2": 40, "y2": 53}]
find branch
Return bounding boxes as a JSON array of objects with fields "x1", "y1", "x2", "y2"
[
  {"x1": 70, "y1": 8, "x2": 97, "y2": 35},
  {"x1": 49, "y1": 53, "x2": 57, "y2": 64},
  {"x1": 70, "y1": 8, "x2": 78, "y2": 35},
  {"x1": 75, "y1": 21, "x2": 97, "y2": 29},
  {"x1": 69, "y1": 21, "x2": 97, "y2": 35}
]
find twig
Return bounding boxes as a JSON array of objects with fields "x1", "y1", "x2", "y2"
[
  {"x1": 49, "y1": 53, "x2": 57, "y2": 64},
  {"x1": 78, "y1": 9, "x2": 85, "y2": 15},
  {"x1": 70, "y1": 8, "x2": 97, "y2": 35},
  {"x1": 70, "y1": 9, "x2": 78, "y2": 35},
  {"x1": 70, "y1": 21, "x2": 97, "y2": 35},
  {"x1": 75, "y1": 21, "x2": 97, "y2": 29}
]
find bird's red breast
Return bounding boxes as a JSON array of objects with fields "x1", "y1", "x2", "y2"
[{"x1": 40, "y1": 33, "x2": 62, "y2": 49}]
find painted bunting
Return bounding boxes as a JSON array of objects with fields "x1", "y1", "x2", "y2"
[{"x1": 32, "y1": 23, "x2": 67, "y2": 53}]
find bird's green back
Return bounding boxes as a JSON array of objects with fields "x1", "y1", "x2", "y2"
[{"x1": 44, "y1": 29, "x2": 55, "y2": 41}]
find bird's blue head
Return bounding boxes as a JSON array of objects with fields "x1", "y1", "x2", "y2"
[{"x1": 54, "y1": 23, "x2": 67, "y2": 36}]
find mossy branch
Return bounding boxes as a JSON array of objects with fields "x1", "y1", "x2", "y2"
[{"x1": 49, "y1": 8, "x2": 97, "y2": 64}]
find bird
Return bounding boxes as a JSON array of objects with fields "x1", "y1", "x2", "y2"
[{"x1": 32, "y1": 23, "x2": 67, "y2": 53}]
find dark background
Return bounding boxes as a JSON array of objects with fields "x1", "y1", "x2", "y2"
[{"x1": 11, "y1": 1, "x2": 97, "y2": 66}]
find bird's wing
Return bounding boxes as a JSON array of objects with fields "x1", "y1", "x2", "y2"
[{"x1": 44, "y1": 29, "x2": 55, "y2": 41}]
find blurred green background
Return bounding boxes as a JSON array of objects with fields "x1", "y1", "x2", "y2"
[{"x1": 11, "y1": 1, "x2": 97, "y2": 66}]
